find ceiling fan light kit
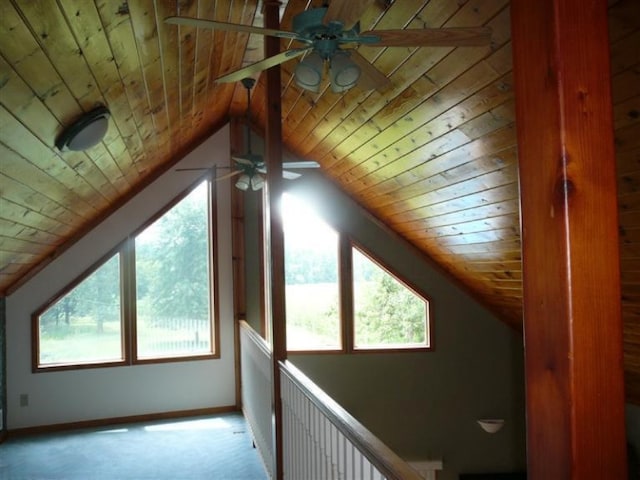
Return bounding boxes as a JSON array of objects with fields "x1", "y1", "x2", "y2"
[
  {"x1": 55, "y1": 106, "x2": 110, "y2": 151},
  {"x1": 250, "y1": 174, "x2": 266, "y2": 191},
  {"x1": 291, "y1": 6, "x2": 362, "y2": 93},
  {"x1": 294, "y1": 52, "x2": 324, "y2": 92},
  {"x1": 235, "y1": 173, "x2": 251, "y2": 191},
  {"x1": 234, "y1": 169, "x2": 266, "y2": 192},
  {"x1": 329, "y1": 51, "x2": 361, "y2": 92}
]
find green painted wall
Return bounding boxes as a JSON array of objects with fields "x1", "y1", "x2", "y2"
[
  {"x1": 243, "y1": 188, "x2": 265, "y2": 334},
  {"x1": 1, "y1": 296, "x2": 5, "y2": 435},
  {"x1": 244, "y1": 172, "x2": 526, "y2": 479}
]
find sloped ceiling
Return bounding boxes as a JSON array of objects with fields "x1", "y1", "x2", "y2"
[{"x1": 0, "y1": 0, "x2": 638, "y2": 399}]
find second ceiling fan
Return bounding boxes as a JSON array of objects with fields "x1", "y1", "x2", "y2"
[
  {"x1": 166, "y1": 0, "x2": 492, "y2": 93},
  {"x1": 175, "y1": 77, "x2": 320, "y2": 190},
  {"x1": 231, "y1": 77, "x2": 320, "y2": 191}
]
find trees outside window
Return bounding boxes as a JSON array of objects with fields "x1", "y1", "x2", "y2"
[
  {"x1": 135, "y1": 182, "x2": 212, "y2": 359},
  {"x1": 33, "y1": 179, "x2": 217, "y2": 371},
  {"x1": 38, "y1": 254, "x2": 123, "y2": 366},
  {"x1": 352, "y1": 248, "x2": 429, "y2": 350}
]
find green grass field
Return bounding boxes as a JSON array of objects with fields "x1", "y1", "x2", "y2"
[
  {"x1": 286, "y1": 282, "x2": 341, "y2": 350},
  {"x1": 39, "y1": 317, "x2": 211, "y2": 365}
]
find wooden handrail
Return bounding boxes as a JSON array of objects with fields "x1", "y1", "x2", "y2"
[{"x1": 280, "y1": 360, "x2": 423, "y2": 480}]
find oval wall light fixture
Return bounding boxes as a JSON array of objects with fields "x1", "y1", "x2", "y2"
[{"x1": 477, "y1": 419, "x2": 505, "y2": 434}]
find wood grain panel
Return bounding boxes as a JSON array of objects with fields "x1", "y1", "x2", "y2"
[
  {"x1": 96, "y1": 1, "x2": 159, "y2": 177},
  {"x1": 128, "y1": 0, "x2": 170, "y2": 140},
  {"x1": 0, "y1": 107, "x2": 106, "y2": 212}
]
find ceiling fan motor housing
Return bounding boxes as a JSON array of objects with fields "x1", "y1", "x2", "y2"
[
  {"x1": 292, "y1": 7, "x2": 331, "y2": 36},
  {"x1": 292, "y1": 7, "x2": 361, "y2": 59}
]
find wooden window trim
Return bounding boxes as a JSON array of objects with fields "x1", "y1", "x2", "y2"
[
  {"x1": 32, "y1": 175, "x2": 220, "y2": 372},
  {"x1": 349, "y1": 239, "x2": 433, "y2": 353},
  {"x1": 31, "y1": 243, "x2": 128, "y2": 372},
  {"x1": 350, "y1": 239, "x2": 434, "y2": 353},
  {"x1": 339, "y1": 233, "x2": 352, "y2": 353}
]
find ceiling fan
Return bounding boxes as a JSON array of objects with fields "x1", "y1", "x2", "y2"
[
  {"x1": 165, "y1": 0, "x2": 492, "y2": 93},
  {"x1": 178, "y1": 78, "x2": 320, "y2": 190},
  {"x1": 232, "y1": 78, "x2": 320, "y2": 191}
]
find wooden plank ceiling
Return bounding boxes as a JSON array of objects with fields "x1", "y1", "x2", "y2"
[{"x1": 0, "y1": 0, "x2": 638, "y2": 399}]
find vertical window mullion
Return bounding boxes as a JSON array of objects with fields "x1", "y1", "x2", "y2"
[
  {"x1": 339, "y1": 234, "x2": 353, "y2": 353},
  {"x1": 121, "y1": 237, "x2": 136, "y2": 364},
  {"x1": 208, "y1": 177, "x2": 220, "y2": 358}
]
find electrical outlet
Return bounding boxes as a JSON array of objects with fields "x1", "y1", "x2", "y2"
[{"x1": 19, "y1": 394, "x2": 29, "y2": 407}]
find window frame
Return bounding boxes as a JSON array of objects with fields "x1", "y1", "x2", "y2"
[
  {"x1": 282, "y1": 191, "x2": 342, "y2": 353},
  {"x1": 278, "y1": 191, "x2": 433, "y2": 355},
  {"x1": 31, "y1": 244, "x2": 130, "y2": 372},
  {"x1": 349, "y1": 239, "x2": 433, "y2": 354},
  {"x1": 32, "y1": 175, "x2": 220, "y2": 372}
]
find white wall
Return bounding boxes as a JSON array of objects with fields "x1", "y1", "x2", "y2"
[{"x1": 6, "y1": 127, "x2": 236, "y2": 429}]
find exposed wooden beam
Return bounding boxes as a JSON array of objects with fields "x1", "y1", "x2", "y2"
[
  {"x1": 511, "y1": 0, "x2": 627, "y2": 478},
  {"x1": 230, "y1": 119, "x2": 246, "y2": 410},
  {"x1": 264, "y1": 2, "x2": 286, "y2": 479}
]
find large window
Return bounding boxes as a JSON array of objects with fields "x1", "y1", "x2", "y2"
[
  {"x1": 283, "y1": 193, "x2": 340, "y2": 351},
  {"x1": 352, "y1": 247, "x2": 429, "y2": 350},
  {"x1": 282, "y1": 192, "x2": 431, "y2": 353},
  {"x1": 37, "y1": 253, "x2": 123, "y2": 367},
  {"x1": 134, "y1": 182, "x2": 212, "y2": 360},
  {"x1": 33, "y1": 179, "x2": 217, "y2": 371}
]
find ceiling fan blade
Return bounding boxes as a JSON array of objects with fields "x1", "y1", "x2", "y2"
[
  {"x1": 283, "y1": 170, "x2": 302, "y2": 180},
  {"x1": 215, "y1": 170, "x2": 243, "y2": 181},
  {"x1": 282, "y1": 160, "x2": 321, "y2": 169},
  {"x1": 324, "y1": 0, "x2": 375, "y2": 29},
  {"x1": 165, "y1": 16, "x2": 299, "y2": 40},
  {"x1": 216, "y1": 47, "x2": 312, "y2": 84},
  {"x1": 349, "y1": 50, "x2": 391, "y2": 91},
  {"x1": 361, "y1": 27, "x2": 492, "y2": 47},
  {"x1": 175, "y1": 166, "x2": 242, "y2": 181},
  {"x1": 232, "y1": 156, "x2": 255, "y2": 166}
]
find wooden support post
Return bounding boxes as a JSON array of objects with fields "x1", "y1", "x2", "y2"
[
  {"x1": 264, "y1": 2, "x2": 286, "y2": 479},
  {"x1": 511, "y1": 0, "x2": 627, "y2": 478},
  {"x1": 230, "y1": 118, "x2": 246, "y2": 410}
]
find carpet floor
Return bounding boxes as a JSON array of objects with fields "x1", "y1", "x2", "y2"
[{"x1": 0, "y1": 412, "x2": 268, "y2": 480}]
